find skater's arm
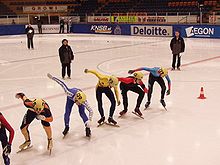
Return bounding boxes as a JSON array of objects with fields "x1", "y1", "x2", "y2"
[
  {"x1": 39, "y1": 105, "x2": 53, "y2": 122},
  {"x1": 84, "y1": 69, "x2": 105, "y2": 79},
  {"x1": 165, "y1": 75, "x2": 171, "y2": 94},
  {"x1": 118, "y1": 77, "x2": 134, "y2": 84},
  {"x1": 113, "y1": 86, "x2": 120, "y2": 105},
  {"x1": 48, "y1": 74, "x2": 73, "y2": 97},
  {"x1": 129, "y1": 67, "x2": 153, "y2": 74},
  {"x1": 0, "y1": 114, "x2": 14, "y2": 144},
  {"x1": 83, "y1": 101, "x2": 93, "y2": 121},
  {"x1": 139, "y1": 80, "x2": 148, "y2": 93}
]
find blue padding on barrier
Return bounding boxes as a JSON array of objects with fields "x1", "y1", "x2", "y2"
[
  {"x1": 71, "y1": 24, "x2": 130, "y2": 35},
  {"x1": 0, "y1": 25, "x2": 25, "y2": 35}
]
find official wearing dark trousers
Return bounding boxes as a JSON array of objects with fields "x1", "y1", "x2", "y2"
[
  {"x1": 25, "y1": 24, "x2": 34, "y2": 49},
  {"x1": 170, "y1": 31, "x2": 185, "y2": 70},
  {"x1": 59, "y1": 39, "x2": 74, "y2": 79},
  {"x1": 59, "y1": 19, "x2": 65, "y2": 33}
]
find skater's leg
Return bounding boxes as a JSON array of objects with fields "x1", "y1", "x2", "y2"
[
  {"x1": 96, "y1": 87, "x2": 104, "y2": 117},
  {"x1": 147, "y1": 74, "x2": 155, "y2": 102},
  {"x1": 157, "y1": 78, "x2": 166, "y2": 100},
  {"x1": 130, "y1": 86, "x2": 145, "y2": 108},
  {"x1": 78, "y1": 105, "x2": 89, "y2": 125},
  {"x1": 104, "y1": 88, "x2": 116, "y2": 118},
  {"x1": 0, "y1": 130, "x2": 10, "y2": 165},
  {"x1": 20, "y1": 110, "x2": 36, "y2": 142},
  {"x1": 64, "y1": 98, "x2": 74, "y2": 127},
  {"x1": 120, "y1": 83, "x2": 128, "y2": 110}
]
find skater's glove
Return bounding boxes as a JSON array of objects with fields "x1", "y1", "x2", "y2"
[
  {"x1": 15, "y1": 93, "x2": 25, "y2": 99},
  {"x1": 47, "y1": 73, "x2": 53, "y2": 79},
  {"x1": 3, "y1": 144, "x2": 11, "y2": 155},
  {"x1": 84, "y1": 69, "x2": 88, "y2": 73},
  {"x1": 117, "y1": 101, "x2": 121, "y2": 106},
  {"x1": 36, "y1": 115, "x2": 46, "y2": 121},
  {"x1": 128, "y1": 70, "x2": 134, "y2": 74},
  {"x1": 166, "y1": 89, "x2": 170, "y2": 95},
  {"x1": 144, "y1": 88, "x2": 148, "y2": 93}
]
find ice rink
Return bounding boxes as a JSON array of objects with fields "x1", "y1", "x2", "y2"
[{"x1": 0, "y1": 34, "x2": 220, "y2": 165}]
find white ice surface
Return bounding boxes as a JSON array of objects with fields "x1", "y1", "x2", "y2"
[{"x1": 0, "y1": 34, "x2": 220, "y2": 165}]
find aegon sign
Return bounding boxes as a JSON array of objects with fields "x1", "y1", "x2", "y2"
[
  {"x1": 131, "y1": 25, "x2": 172, "y2": 36},
  {"x1": 185, "y1": 26, "x2": 215, "y2": 37}
]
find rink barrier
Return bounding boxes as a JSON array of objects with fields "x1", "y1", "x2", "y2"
[
  {"x1": 1, "y1": 23, "x2": 220, "y2": 38},
  {"x1": 0, "y1": 25, "x2": 25, "y2": 35},
  {"x1": 71, "y1": 23, "x2": 220, "y2": 38}
]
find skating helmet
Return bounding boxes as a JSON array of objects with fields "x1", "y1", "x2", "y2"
[
  {"x1": 33, "y1": 99, "x2": 45, "y2": 113},
  {"x1": 158, "y1": 67, "x2": 168, "y2": 77},
  {"x1": 74, "y1": 91, "x2": 86, "y2": 105},
  {"x1": 133, "y1": 72, "x2": 144, "y2": 80},
  {"x1": 108, "y1": 76, "x2": 118, "y2": 87}
]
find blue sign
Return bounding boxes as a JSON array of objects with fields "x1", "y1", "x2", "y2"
[
  {"x1": 0, "y1": 25, "x2": 25, "y2": 35},
  {"x1": 173, "y1": 25, "x2": 220, "y2": 38},
  {"x1": 71, "y1": 24, "x2": 130, "y2": 35}
]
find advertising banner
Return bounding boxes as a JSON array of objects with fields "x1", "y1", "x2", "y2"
[
  {"x1": 131, "y1": 25, "x2": 172, "y2": 37},
  {"x1": 71, "y1": 24, "x2": 130, "y2": 35},
  {"x1": 88, "y1": 16, "x2": 111, "y2": 23},
  {"x1": 173, "y1": 25, "x2": 220, "y2": 38},
  {"x1": 25, "y1": 24, "x2": 66, "y2": 33},
  {"x1": 23, "y1": 6, "x2": 67, "y2": 13},
  {"x1": 111, "y1": 16, "x2": 137, "y2": 23},
  {"x1": 0, "y1": 25, "x2": 25, "y2": 35}
]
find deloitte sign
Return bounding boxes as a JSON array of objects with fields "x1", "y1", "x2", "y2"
[{"x1": 131, "y1": 25, "x2": 172, "y2": 36}]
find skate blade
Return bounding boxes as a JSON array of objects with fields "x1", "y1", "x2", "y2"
[
  {"x1": 17, "y1": 145, "x2": 33, "y2": 153},
  {"x1": 132, "y1": 112, "x2": 144, "y2": 119},
  {"x1": 97, "y1": 122, "x2": 105, "y2": 127},
  {"x1": 105, "y1": 122, "x2": 120, "y2": 127},
  {"x1": 63, "y1": 133, "x2": 69, "y2": 139},
  {"x1": 49, "y1": 149, "x2": 52, "y2": 156}
]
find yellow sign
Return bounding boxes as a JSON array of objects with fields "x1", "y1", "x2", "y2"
[{"x1": 111, "y1": 16, "x2": 137, "y2": 23}]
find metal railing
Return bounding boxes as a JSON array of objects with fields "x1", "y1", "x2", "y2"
[{"x1": 0, "y1": 11, "x2": 219, "y2": 25}]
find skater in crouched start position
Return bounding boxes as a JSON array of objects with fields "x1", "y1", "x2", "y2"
[
  {"x1": 84, "y1": 69, "x2": 120, "y2": 125},
  {"x1": 128, "y1": 67, "x2": 171, "y2": 109},
  {"x1": 118, "y1": 71, "x2": 148, "y2": 117},
  {"x1": 0, "y1": 113, "x2": 14, "y2": 165},
  {"x1": 47, "y1": 73, "x2": 93, "y2": 137},
  {"x1": 15, "y1": 93, "x2": 53, "y2": 152}
]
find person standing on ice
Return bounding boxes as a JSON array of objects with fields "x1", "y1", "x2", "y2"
[
  {"x1": 118, "y1": 71, "x2": 148, "y2": 117},
  {"x1": 59, "y1": 39, "x2": 74, "y2": 79},
  {"x1": 47, "y1": 73, "x2": 93, "y2": 137},
  {"x1": 0, "y1": 112, "x2": 14, "y2": 165},
  {"x1": 128, "y1": 67, "x2": 171, "y2": 109},
  {"x1": 84, "y1": 69, "x2": 120, "y2": 125},
  {"x1": 25, "y1": 24, "x2": 34, "y2": 49},
  {"x1": 15, "y1": 93, "x2": 53, "y2": 152},
  {"x1": 170, "y1": 30, "x2": 185, "y2": 70}
]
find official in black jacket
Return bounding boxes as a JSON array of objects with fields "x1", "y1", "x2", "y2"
[
  {"x1": 59, "y1": 39, "x2": 74, "y2": 79},
  {"x1": 25, "y1": 24, "x2": 34, "y2": 49},
  {"x1": 170, "y1": 31, "x2": 185, "y2": 70}
]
